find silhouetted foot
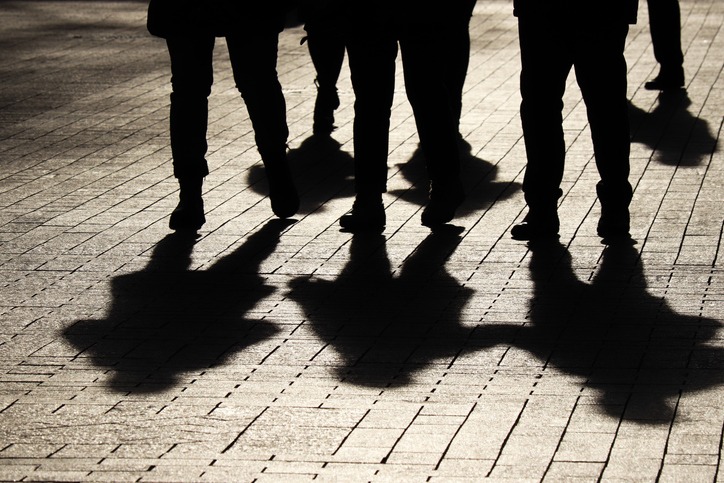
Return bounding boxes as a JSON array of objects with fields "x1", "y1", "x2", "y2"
[
  {"x1": 266, "y1": 162, "x2": 299, "y2": 219},
  {"x1": 510, "y1": 211, "x2": 559, "y2": 241},
  {"x1": 421, "y1": 181, "x2": 465, "y2": 228},
  {"x1": 597, "y1": 209, "x2": 630, "y2": 241},
  {"x1": 339, "y1": 195, "x2": 385, "y2": 232},
  {"x1": 169, "y1": 177, "x2": 205, "y2": 233},
  {"x1": 169, "y1": 199, "x2": 205, "y2": 232},
  {"x1": 644, "y1": 68, "x2": 684, "y2": 91},
  {"x1": 312, "y1": 85, "x2": 339, "y2": 135}
]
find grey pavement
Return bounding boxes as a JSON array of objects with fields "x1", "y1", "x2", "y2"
[{"x1": 0, "y1": 1, "x2": 723, "y2": 481}]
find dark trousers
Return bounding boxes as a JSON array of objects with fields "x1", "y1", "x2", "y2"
[
  {"x1": 166, "y1": 30, "x2": 288, "y2": 179},
  {"x1": 346, "y1": 26, "x2": 460, "y2": 194},
  {"x1": 518, "y1": 17, "x2": 632, "y2": 207},
  {"x1": 647, "y1": 0, "x2": 684, "y2": 73},
  {"x1": 443, "y1": 0, "x2": 477, "y2": 130}
]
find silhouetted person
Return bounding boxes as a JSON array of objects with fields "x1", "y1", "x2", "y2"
[
  {"x1": 510, "y1": 1, "x2": 638, "y2": 242},
  {"x1": 300, "y1": 2, "x2": 346, "y2": 135},
  {"x1": 644, "y1": 0, "x2": 685, "y2": 91},
  {"x1": 339, "y1": 4, "x2": 467, "y2": 232},
  {"x1": 147, "y1": 1, "x2": 299, "y2": 232}
]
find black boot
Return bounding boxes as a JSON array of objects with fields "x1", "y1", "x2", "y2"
[
  {"x1": 264, "y1": 155, "x2": 299, "y2": 219},
  {"x1": 421, "y1": 180, "x2": 465, "y2": 228},
  {"x1": 511, "y1": 203, "x2": 559, "y2": 241},
  {"x1": 313, "y1": 82, "x2": 340, "y2": 136},
  {"x1": 644, "y1": 66, "x2": 685, "y2": 91},
  {"x1": 339, "y1": 193, "x2": 385, "y2": 232},
  {"x1": 169, "y1": 176, "x2": 205, "y2": 232},
  {"x1": 596, "y1": 181, "x2": 632, "y2": 241}
]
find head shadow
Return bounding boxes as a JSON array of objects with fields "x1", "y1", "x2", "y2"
[
  {"x1": 247, "y1": 134, "x2": 355, "y2": 214},
  {"x1": 287, "y1": 228, "x2": 476, "y2": 387},
  {"x1": 479, "y1": 240, "x2": 723, "y2": 423},
  {"x1": 629, "y1": 90, "x2": 718, "y2": 166},
  {"x1": 389, "y1": 139, "x2": 521, "y2": 213},
  {"x1": 63, "y1": 220, "x2": 294, "y2": 393}
]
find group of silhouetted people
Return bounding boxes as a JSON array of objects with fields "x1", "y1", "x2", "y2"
[{"x1": 147, "y1": 0, "x2": 685, "y2": 242}]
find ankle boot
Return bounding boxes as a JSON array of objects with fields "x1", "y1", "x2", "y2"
[
  {"x1": 169, "y1": 176, "x2": 205, "y2": 232},
  {"x1": 596, "y1": 182, "x2": 631, "y2": 240},
  {"x1": 421, "y1": 180, "x2": 465, "y2": 228},
  {"x1": 339, "y1": 193, "x2": 385, "y2": 232},
  {"x1": 264, "y1": 156, "x2": 299, "y2": 219}
]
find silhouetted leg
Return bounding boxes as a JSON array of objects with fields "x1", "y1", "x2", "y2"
[
  {"x1": 166, "y1": 35, "x2": 214, "y2": 180},
  {"x1": 400, "y1": 31, "x2": 464, "y2": 226},
  {"x1": 517, "y1": 16, "x2": 571, "y2": 208},
  {"x1": 338, "y1": 32, "x2": 397, "y2": 231},
  {"x1": 166, "y1": 35, "x2": 214, "y2": 231},
  {"x1": 443, "y1": 0, "x2": 477, "y2": 132},
  {"x1": 226, "y1": 30, "x2": 298, "y2": 218},
  {"x1": 305, "y1": 17, "x2": 345, "y2": 134},
  {"x1": 345, "y1": 34, "x2": 397, "y2": 195},
  {"x1": 646, "y1": 0, "x2": 685, "y2": 89},
  {"x1": 574, "y1": 23, "x2": 632, "y2": 238}
]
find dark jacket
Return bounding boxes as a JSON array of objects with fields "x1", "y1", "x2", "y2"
[
  {"x1": 147, "y1": 0, "x2": 291, "y2": 38},
  {"x1": 513, "y1": 0, "x2": 639, "y2": 24}
]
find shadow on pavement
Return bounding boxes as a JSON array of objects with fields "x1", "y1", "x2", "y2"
[
  {"x1": 629, "y1": 90, "x2": 718, "y2": 166},
  {"x1": 287, "y1": 228, "x2": 475, "y2": 387},
  {"x1": 247, "y1": 134, "x2": 355, "y2": 214},
  {"x1": 389, "y1": 139, "x2": 521, "y2": 213},
  {"x1": 64, "y1": 220, "x2": 294, "y2": 393},
  {"x1": 478, "y1": 241, "x2": 723, "y2": 423}
]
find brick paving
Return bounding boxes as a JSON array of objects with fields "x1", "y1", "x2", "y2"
[{"x1": 0, "y1": 1, "x2": 722, "y2": 481}]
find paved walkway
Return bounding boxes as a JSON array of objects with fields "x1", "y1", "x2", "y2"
[{"x1": 0, "y1": 1, "x2": 722, "y2": 481}]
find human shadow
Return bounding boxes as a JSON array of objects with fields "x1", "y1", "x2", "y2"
[
  {"x1": 629, "y1": 90, "x2": 718, "y2": 166},
  {"x1": 63, "y1": 220, "x2": 294, "y2": 393},
  {"x1": 287, "y1": 228, "x2": 475, "y2": 387},
  {"x1": 247, "y1": 134, "x2": 355, "y2": 213},
  {"x1": 389, "y1": 140, "x2": 520, "y2": 214},
  {"x1": 479, "y1": 241, "x2": 723, "y2": 422}
]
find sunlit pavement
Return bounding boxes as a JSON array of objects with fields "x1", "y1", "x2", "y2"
[{"x1": 0, "y1": 1, "x2": 722, "y2": 481}]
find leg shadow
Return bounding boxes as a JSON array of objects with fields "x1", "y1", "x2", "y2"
[
  {"x1": 287, "y1": 228, "x2": 475, "y2": 387},
  {"x1": 389, "y1": 140, "x2": 520, "y2": 214},
  {"x1": 478, "y1": 241, "x2": 723, "y2": 422},
  {"x1": 63, "y1": 220, "x2": 295, "y2": 393},
  {"x1": 247, "y1": 134, "x2": 355, "y2": 213},
  {"x1": 629, "y1": 90, "x2": 718, "y2": 166}
]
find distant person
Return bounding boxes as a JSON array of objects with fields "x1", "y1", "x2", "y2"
[
  {"x1": 510, "y1": 1, "x2": 638, "y2": 241},
  {"x1": 147, "y1": 1, "x2": 299, "y2": 232},
  {"x1": 300, "y1": 2, "x2": 346, "y2": 135},
  {"x1": 644, "y1": 0, "x2": 685, "y2": 91},
  {"x1": 339, "y1": 3, "x2": 467, "y2": 232}
]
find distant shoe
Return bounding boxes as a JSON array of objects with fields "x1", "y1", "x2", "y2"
[
  {"x1": 339, "y1": 195, "x2": 385, "y2": 232},
  {"x1": 266, "y1": 161, "x2": 299, "y2": 219},
  {"x1": 421, "y1": 181, "x2": 465, "y2": 228},
  {"x1": 169, "y1": 177, "x2": 205, "y2": 232},
  {"x1": 510, "y1": 210, "x2": 559, "y2": 241},
  {"x1": 644, "y1": 68, "x2": 684, "y2": 91}
]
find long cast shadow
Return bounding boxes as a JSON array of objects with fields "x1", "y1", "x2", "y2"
[
  {"x1": 287, "y1": 229, "x2": 475, "y2": 387},
  {"x1": 64, "y1": 220, "x2": 294, "y2": 393},
  {"x1": 247, "y1": 134, "x2": 355, "y2": 214},
  {"x1": 389, "y1": 140, "x2": 520, "y2": 214},
  {"x1": 479, "y1": 241, "x2": 723, "y2": 422},
  {"x1": 629, "y1": 90, "x2": 718, "y2": 166}
]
